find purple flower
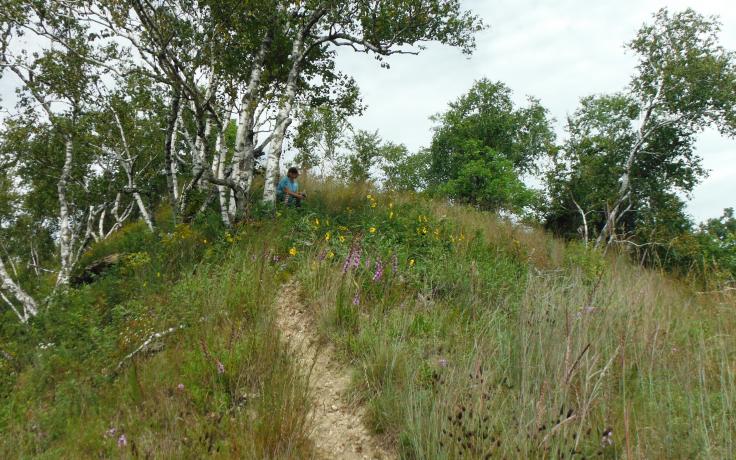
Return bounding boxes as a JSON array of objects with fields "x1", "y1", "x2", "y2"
[
  {"x1": 352, "y1": 292, "x2": 360, "y2": 306},
  {"x1": 105, "y1": 427, "x2": 117, "y2": 438},
  {"x1": 342, "y1": 245, "x2": 355, "y2": 273},
  {"x1": 372, "y1": 259, "x2": 384, "y2": 282},
  {"x1": 350, "y1": 246, "x2": 363, "y2": 270},
  {"x1": 117, "y1": 434, "x2": 127, "y2": 447},
  {"x1": 216, "y1": 359, "x2": 225, "y2": 375}
]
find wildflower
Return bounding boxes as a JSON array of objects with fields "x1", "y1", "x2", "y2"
[
  {"x1": 370, "y1": 202, "x2": 377, "y2": 208},
  {"x1": 216, "y1": 359, "x2": 225, "y2": 375},
  {"x1": 324, "y1": 232, "x2": 331, "y2": 241},
  {"x1": 314, "y1": 218, "x2": 320, "y2": 226},
  {"x1": 369, "y1": 227, "x2": 376, "y2": 234},
  {"x1": 338, "y1": 235, "x2": 346, "y2": 243},
  {"x1": 389, "y1": 202, "x2": 393, "y2": 209},
  {"x1": 372, "y1": 259, "x2": 384, "y2": 282},
  {"x1": 177, "y1": 383, "x2": 185, "y2": 391},
  {"x1": 203, "y1": 239, "x2": 207, "y2": 244},
  {"x1": 338, "y1": 226, "x2": 348, "y2": 231},
  {"x1": 352, "y1": 292, "x2": 360, "y2": 305},
  {"x1": 343, "y1": 243, "x2": 361, "y2": 274},
  {"x1": 105, "y1": 427, "x2": 117, "y2": 438},
  {"x1": 289, "y1": 247, "x2": 298, "y2": 256},
  {"x1": 350, "y1": 245, "x2": 363, "y2": 270},
  {"x1": 366, "y1": 194, "x2": 372, "y2": 200},
  {"x1": 438, "y1": 358, "x2": 448, "y2": 368},
  {"x1": 118, "y1": 434, "x2": 127, "y2": 448},
  {"x1": 421, "y1": 226, "x2": 428, "y2": 235},
  {"x1": 389, "y1": 211, "x2": 394, "y2": 219},
  {"x1": 409, "y1": 259, "x2": 415, "y2": 267}
]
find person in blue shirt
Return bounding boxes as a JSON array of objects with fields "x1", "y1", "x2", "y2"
[{"x1": 276, "y1": 167, "x2": 306, "y2": 207}]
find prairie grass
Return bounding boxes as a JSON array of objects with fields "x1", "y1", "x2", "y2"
[
  {"x1": 1, "y1": 182, "x2": 733, "y2": 458},
  {"x1": 290, "y1": 181, "x2": 735, "y2": 459},
  {"x1": 0, "y1": 219, "x2": 315, "y2": 459}
]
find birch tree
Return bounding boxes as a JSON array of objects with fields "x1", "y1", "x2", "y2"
[
  {"x1": 261, "y1": 0, "x2": 484, "y2": 204},
  {"x1": 546, "y1": 9, "x2": 736, "y2": 250}
]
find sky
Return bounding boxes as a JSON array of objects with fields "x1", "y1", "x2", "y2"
[{"x1": 334, "y1": 0, "x2": 736, "y2": 223}]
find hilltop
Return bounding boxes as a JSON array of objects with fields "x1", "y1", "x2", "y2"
[{"x1": 1, "y1": 183, "x2": 733, "y2": 459}]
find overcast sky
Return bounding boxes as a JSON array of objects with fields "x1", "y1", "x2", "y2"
[{"x1": 334, "y1": 0, "x2": 736, "y2": 223}]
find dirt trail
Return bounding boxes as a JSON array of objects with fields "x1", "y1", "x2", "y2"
[{"x1": 275, "y1": 280, "x2": 394, "y2": 460}]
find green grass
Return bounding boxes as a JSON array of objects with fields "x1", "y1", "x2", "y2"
[
  {"x1": 289, "y1": 181, "x2": 735, "y2": 459},
  {"x1": 1, "y1": 182, "x2": 734, "y2": 458}
]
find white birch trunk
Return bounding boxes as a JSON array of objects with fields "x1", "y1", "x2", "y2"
[
  {"x1": 214, "y1": 118, "x2": 231, "y2": 227},
  {"x1": 112, "y1": 110, "x2": 155, "y2": 232},
  {"x1": 133, "y1": 192, "x2": 154, "y2": 231},
  {"x1": 1, "y1": 256, "x2": 38, "y2": 323},
  {"x1": 595, "y1": 81, "x2": 664, "y2": 249},
  {"x1": 169, "y1": 102, "x2": 183, "y2": 204},
  {"x1": 262, "y1": 35, "x2": 304, "y2": 204},
  {"x1": 231, "y1": 35, "x2": 271, "y2": 216},
  {"x1": 56, "y1": 136, "x2": 74, "y2": 287}
]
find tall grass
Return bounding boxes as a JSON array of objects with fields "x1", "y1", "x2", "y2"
[
  {"x1": 290, "y1": 182, "x2": 735, "y2": 459},
  {"x1": 0, "y1": 218, "x2": 315, "y2": 459},
  {"x1": 1, "y1": 182, "x2": 732, "y2": 458}
]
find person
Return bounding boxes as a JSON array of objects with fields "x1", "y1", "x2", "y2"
[{"x1": 276, "y1": 167, "x2": 306, "y2": 207}]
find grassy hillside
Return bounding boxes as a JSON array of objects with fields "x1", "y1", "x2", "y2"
[{"x1": 1, "y1": 183, "x2": 734, "y2": 459}]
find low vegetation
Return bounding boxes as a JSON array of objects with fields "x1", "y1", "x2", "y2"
[{"x1": 3, "y1": 183, "x2": 732, "y2": 458}]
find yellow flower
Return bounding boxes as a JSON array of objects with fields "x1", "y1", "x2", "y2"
[
  {"x1": 421, "y1": 226, "x2": 428, "y2": 235},
  {"x1": 314, "y1": 218, "x2": 320, "y2": 226},
  {"x1": 324, "y1": 232, "x2": 331, "y2": 241},
  {"x1": 389, "y1": 202, "x2": 393, "y2": 209},
  {"x1": 370, "y1": 202, "x2": 377, "y2": 208},
  {"x1": 338, "y1": 235, "x2": 346, "y2": 243},
  {"x1": 289, "y1": 247, "x2": 298, "y2": 256},
  {"x1": 409, "y1": 259, "x2": 415, "y2": 267},
  {"x1": 366, "y1": 194, "x2": 372, "y2": 200},
  {"x1": 327, "y1": 251, "x2": 335, "y2": 259},
  {"x1": 369, "y1": 227, "x2": 376, "y2": 234},
  {"x1": 339, "y1": 225, "x2": 348, "y2": 231},
  {"x1": 203, "y1": 239, "x2": 208, "y2": 244},
  {"x1": 389, "y1": 211, "x2": 394, "y2": 219}
]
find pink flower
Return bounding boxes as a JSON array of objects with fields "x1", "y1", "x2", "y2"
[
  {"x1": 105, "y1": 427, "x2": 116, "y2": 438},
  {"x1": 372, "y1": 259, "x2": 384, "y2": 282},
  {"x1": 352, "y1": 292, "x2": 360, "y2": 306},
  {"x1": 177, "y1": 383, "x2": 185, "y2": 391}
]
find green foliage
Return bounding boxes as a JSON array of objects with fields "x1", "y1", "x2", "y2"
[
  {"x1": 439, "y1": 146, "x2": 538, "y2": 212},
  {"x1": 425, "y1": 79, "x2": 554, "y2": 212},
  {"x1": 545, "y1": 7, "x2": 736, "y2": 260}
]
